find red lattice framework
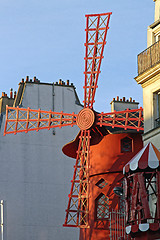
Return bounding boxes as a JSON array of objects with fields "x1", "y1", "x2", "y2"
[
  {"x1": 4, "y1": 107, "x2": 77, "y2": 134},
  {"x1": 64, "y1": 130, "x2": 90, "y2": 227},
  {"x1": 84, "y1": 13, "x2": 111, "y2": 108},
  {"x1": 4, "y1": 106, "x2": 144, "y2": 136},
  {"x1": 3, "y1": 12, "x2": 144, "y2": 229}
]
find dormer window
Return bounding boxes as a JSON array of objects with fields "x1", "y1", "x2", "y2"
[{"x1": 121, "y1": 137, "x2": 132, "y2": 153}]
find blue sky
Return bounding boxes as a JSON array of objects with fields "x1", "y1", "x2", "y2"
[{"x1": 0, "y1": 0, "x2": 154, "y2": 113}]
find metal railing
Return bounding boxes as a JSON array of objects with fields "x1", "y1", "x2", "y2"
[
  {"x1": 138, "y1": 40, "x2": 160, "y2": 75},
  {"x1": 109, "y1": 210, "x2": 127, "y2": 240}
]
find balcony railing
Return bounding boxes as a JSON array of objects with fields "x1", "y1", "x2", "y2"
[{"x1": 138, "y1": 40, "x2": 160, "y2": 75}]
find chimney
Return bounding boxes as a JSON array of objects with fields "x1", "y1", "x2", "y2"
[
  {"x1": 10, "y1": 88, "x2": 13, "y2": 98},
  {"x1": 26, "y1": 76, "x2": 29, "y2": 82},
  {"x1": 67, "y1": 80, "x2": 69, "y2": 86},
  {"x1": 14, "y1": 91, "x2": 17, "y2": 99},
  {"x1": 110, "y1": 96, "x2": 139, "y2": 112}
]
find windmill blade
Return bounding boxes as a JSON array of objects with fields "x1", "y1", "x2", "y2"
[
  {"x1": 84, "y1": 12, "x2": 112, "y2": 108},
  {"x1": 96, "y1": 108, "x2": 144, "y2": 131},
  {"x1": 4, "y1": 106, "x2": 77, "y2": 135},
  {"x1": 63, "y1": 130, "x2": 90, "y2": 228}
]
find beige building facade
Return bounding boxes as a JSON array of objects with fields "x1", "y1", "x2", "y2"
[{"x1": 135, "y1": 0, "x2": 160, "y2": 150}]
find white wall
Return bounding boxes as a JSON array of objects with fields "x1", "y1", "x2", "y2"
[{"x1": 0, "y1": 81, "x2": 82, "y2": 240}]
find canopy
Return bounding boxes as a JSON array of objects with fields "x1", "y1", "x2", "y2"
[{"x1": 124, "y1": 142, "x2": 160, "y2": 173}]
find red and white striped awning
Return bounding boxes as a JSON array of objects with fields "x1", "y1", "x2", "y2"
[{"x1": 124, "y1": 142, "x2": 160, "y2": 173}]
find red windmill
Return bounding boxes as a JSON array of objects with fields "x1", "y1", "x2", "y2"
[{"x1": 4, "y1": 13, "x2": 144, "y2": 239}]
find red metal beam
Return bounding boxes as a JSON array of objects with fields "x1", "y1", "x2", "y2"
[
  {"x1": 64, "y1": 130, "x2": 90, "y2": 227},
  {"x1": 96, "y1": 108, "x2": 144, "y2": 131},
  {"x1": 4, "y1": 106, "x2": 77, "y2": 135},
  {"x1": 83, "y1": 12, "x2": 112, "y2": 108}
]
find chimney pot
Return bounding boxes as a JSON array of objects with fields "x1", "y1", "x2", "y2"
[
  {"x1": 123, "y1": 97, "x2": 125, "y2": 101},
  {"x1": 2, "y1": 92, "x2": 5, "y2": 97},
  {"x1": 26, "y1": 76, "x2": 29, "y2": 82},
  {"x1": 10, "y1": 88, "x2": 13, "y2": 98},
  {"x1": 113, "y1": 98, "x2": 115, "y2": 101},
  {"x1": 129, "y1": 97, "x2": 132, "y2": 102},
  {"x1": 120, "y1": 99, "x2": 122, "y2": 101},
  {"x1": 133, "y1": 100, "x2": 135, "y2": 102},
  {"x1": 14, "y1": 91, "x2": 16, "y2": 99},
  {"x1": 116, "y1": 96, "x2": 119, "y2": 101},
  {"x1": 30, "y1": 79, "x2": 32, "y2": 82},
  {"x1": 21, "y1": 78, "x2": 24, "y2": 83},
  {"x1": 59, "y1": 79, "x2": 62, "y2": 85},
  {"x1": 67, "y1": 80, "x2": 69, "y2": 85}
]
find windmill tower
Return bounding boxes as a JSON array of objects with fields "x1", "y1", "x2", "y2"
[{"x1": 4, "y1": 13, "x2": 144, "y2": 240}]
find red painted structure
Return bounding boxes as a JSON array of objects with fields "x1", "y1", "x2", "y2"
[
  {"x1": 63, "y1": 130, "x2": 143, "y2": 239},
  {"x1": 3, "y1": 12, "x2": 145, "y2": 240},
  {"x1": 124, "y1": 143, "x2": 160, "y2": 240}
]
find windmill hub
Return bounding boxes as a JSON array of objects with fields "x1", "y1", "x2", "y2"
[{"x1": 76, "y1": 108, "x2": 95, "y2": 130}]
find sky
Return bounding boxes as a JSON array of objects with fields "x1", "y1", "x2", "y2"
[{"x1": 0, "y1": 0, "x2": 154, "y2": 113}]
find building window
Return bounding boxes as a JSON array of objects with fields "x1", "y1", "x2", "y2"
[
  {"x1": 154, "y1": 33, "x2": 160, "y2": 43},
  {"x1": 121, "y1": 137, "x2": 132, "y2": 153},
  {"x1": 95, "y1": 193, "x2": 109, "y2": 220},
  {"x1": 154, "y1": 91, "x2": 160, "y2": 127},
  {"x1": 145, "y1": 173, "x2": 157, "y2": 221},
  {"x1": 95, "y1": 178, "x2": 108, "y2": 189}
]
